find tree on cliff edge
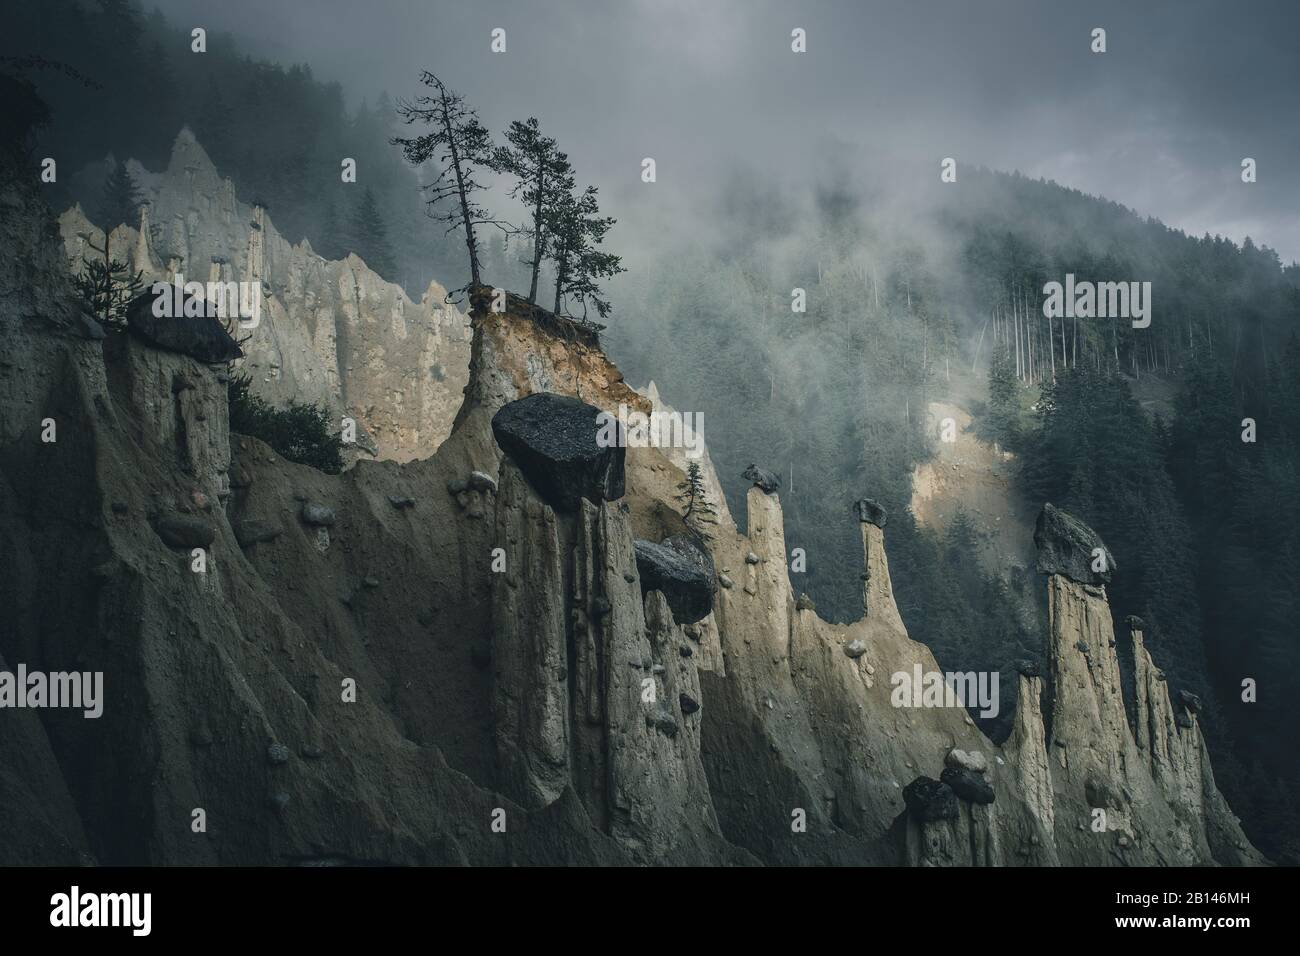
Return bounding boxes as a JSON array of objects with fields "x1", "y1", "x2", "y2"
[
  {"x1": 393, "y1": 72, "x2": 504, "y2": 291},
  {"x1": 492, "y1": 117, "x2": 574, "y2": 305},
  {"x1": 548, "y1": 184, "x2": 624, "y2": 320},
  {"x1": 676, "y1": 462, "x2": 718, "y2": 541},
  {"x1": 73, "y1": 231, "x2": 143, "y2": 328}
]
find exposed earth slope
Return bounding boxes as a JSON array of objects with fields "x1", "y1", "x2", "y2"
[{"x1": 0, "y1": 143, "x2": 1262, "y2": 866}]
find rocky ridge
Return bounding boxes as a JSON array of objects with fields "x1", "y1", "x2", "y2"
[
  {"x1": 0, "y1": 142, "x2": 1263, "y2": 866},
  {"x1": 58, "y1": 128, "x2": 470, "y2": 464}
]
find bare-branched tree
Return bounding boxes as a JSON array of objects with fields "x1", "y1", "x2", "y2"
[{"x1": 392, "y1": 72, "x2": 505, "y2": 292}]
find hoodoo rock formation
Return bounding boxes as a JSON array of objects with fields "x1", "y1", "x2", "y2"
[
  {"x1": 489, "y1": 393, "x2": 626, "y2": 512},
  {"x1": 0, "y1": 138, "x2": 1263, "y2": 866},
  {"x1": 123, "y1": 291, "x2": 244, "y2": 364},
  {"x1": 632, "y1": 536, "x2": 715, "y2": 626},
  {"x1": 58, "y1": 129, "x2": 471, "y2": 464},
  {"x1": 1032, "y1": 503, "x2": 1260, "y2": 866}
]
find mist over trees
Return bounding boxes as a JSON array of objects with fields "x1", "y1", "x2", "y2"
[
  {"x1": 100, "y1": 158, "x2": 140, "y2": 230},
  {"x1": 6, "y1": 0, "x2": 464, "y2": 291},
  {"x1": 344, "y1": 187, "x2": 396, "y2": 276},
  {"x1": 10, "y1": 0, "x2": 1299, "y2": 861},
  {"x1": 492, "y1": 118, "x2": 573, "y2": 304},
  {"x1": 607, "y1": 163, "x2": 1300, "y2": 860},
  {"x1": 393, "y1": 74, "x2": 624, "y2": 317},
  {"x1": 548, "y1": 184, "x2": 624, "y2": 319},
  {"x1": 393, "y1": 71, "x2": 502, "y2": 290}
]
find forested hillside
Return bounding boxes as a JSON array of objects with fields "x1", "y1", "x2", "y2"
[
  {"x1": 4, "y1": 0, "x2": 498, "y2": 294},
  {"x1": 10, "y1": 0, "x2": 1297, "y2": 862},
  {"x1": 609, "y1": 169, "x2": 1300, "y2": 861}
]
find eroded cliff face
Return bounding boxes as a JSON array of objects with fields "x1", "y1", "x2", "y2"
[
  {"x1": 700, "y1": 486, "x2": 1057, "y2": 865},
  {"x1": 0, "y1": 143, "x2": 1262, "y2": 866},
  {"x1": 492, "y1": 473, "x2": 733, "y2": 862},
  {"x1": 1031, "y1": 559, "x2": 1260, "y2": 866},
  {"x1": 58, "y1": 128, "x2": 470, "y2": 463},
  {"x1": 454, "y1": 300, "x2": 1259, "y2": 866}
]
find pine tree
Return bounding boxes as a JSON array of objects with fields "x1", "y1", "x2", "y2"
[
  {"x1": 393, "y1": 72, "x2": 503, "y2": 291},
  {"x1": 141, "y1": 39, "x2": 178, "y2": 160},
  {"x1": 74, "y1": 233, "x2": 142, "y2": 328},
  {"x1": 945, "y1": 507, "x2": 982, "y2": 570},
  {"x1": 349, "y1": 187, "x2": 395, "y2": 277},
  {"x1": 982, "y1": 347, "x2": 1020, "y2": 449},
  {"x1": 676, "y1": 462, "x2": 718, "y2": 541},
  {"x1": 491, "y1": 117, "x2": 574, "y2": 304},
  {"x1": 549, "y1": 184, "x2": 624, "y2": 320},
  {"x1": 195, "y1": 84, "x2": 235, "y2": 171},
  {"x1": 100, "y1": 159, "x2": 140, "y2": 230}
]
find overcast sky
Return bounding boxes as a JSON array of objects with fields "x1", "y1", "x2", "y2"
[{"x1": 154, "y1": 0, "x2": 1300, "y2": 264}]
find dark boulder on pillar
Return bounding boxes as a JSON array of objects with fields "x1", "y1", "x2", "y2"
[
  {"x1": 125, "y1": 292, "x2": 244, "y2": 363},
  {"x1": 633, "y1": 534, "x2": 714, "y2": 625},
  {"x1": 902, "y1": 776, "x2": 959, "y2": 822},
  {"x1": 742, "y1": 463, "x2": 780, "y2": 494},
  {"x1": 490, "y1": 392, "x2": 626, "y2": 512},
  {"x1": 1033, "y1": 503, "x2": 1116, "y2": 585},
  {"x1": 854, "y1": 497, "x2": 888, "y2": 528}
]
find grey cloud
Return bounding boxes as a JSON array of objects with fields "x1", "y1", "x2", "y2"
[{"x1": 154, "y1": 0, "x2": 1300, "y2": 262}]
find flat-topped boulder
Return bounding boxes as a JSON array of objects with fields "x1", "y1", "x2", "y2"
[
  {"x1": 634, "y1": 535, "x2": 714, "y2": 625},
  {"x1": 1033, "y1": 503, "x2": 1116, "y2": 585},
  {"x1": 490, "y1": 393, "x2": 625, "y2": 512},
  {"x1": 854, "y1": 497, "x2": 888, "y2": 528},
  {"x1": 125, "y1": 292, "x2": 243, "y2": 364}
]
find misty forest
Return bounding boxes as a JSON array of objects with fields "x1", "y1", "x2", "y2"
[{"x1": 2, "y1": 0, "x2": 1298, "y2": 868}]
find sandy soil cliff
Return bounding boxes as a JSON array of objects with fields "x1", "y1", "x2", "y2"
[{"x1": 0, "y1": 141, "x2": 1262, "y2": 866}]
